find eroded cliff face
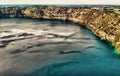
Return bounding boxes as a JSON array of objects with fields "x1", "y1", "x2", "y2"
[{"x1": 0, "y1": 6, "x2": 120, "y2": 53}]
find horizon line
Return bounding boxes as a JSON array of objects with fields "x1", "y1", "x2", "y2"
[{"x1": 0, "y1": 4, "x2": 120, "y2": 6}]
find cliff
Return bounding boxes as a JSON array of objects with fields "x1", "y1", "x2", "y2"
[{"x1": 0, "y1": 5, "x2": 120, "y2": 54}]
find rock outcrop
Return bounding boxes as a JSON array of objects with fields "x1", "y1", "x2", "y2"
[{"x1": 0, "y1": 5, "x2": 120, "y2": 53}]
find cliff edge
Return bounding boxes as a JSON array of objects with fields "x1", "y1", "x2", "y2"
[{"x1": 0, "y1": 6, "x2": 120, "y2": 54}]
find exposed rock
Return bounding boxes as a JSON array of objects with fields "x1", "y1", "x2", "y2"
[{"x1": 0, "y1": 5, "x2": 120, "y2": 53}]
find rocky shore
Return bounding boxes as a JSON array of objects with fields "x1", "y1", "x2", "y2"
[{"x1": 0, "y1": 5, "x2": 120, "y2": 53}]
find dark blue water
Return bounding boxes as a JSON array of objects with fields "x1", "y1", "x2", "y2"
[{"x1": 0, "y1": 18, "x2": 120, "y2": 76}]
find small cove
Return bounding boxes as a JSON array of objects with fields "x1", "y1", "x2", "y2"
[{"x1": 0, "y1": 18, "x2": 119, "y2": 76}]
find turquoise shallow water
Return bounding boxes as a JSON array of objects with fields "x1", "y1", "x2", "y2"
[{"x1": 0, "y1": 18, "x2": 119, "y2": 76}]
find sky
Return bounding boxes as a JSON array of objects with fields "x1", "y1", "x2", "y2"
[{"x1": 0, "y1": 0, "x2": 120, "y2": 5}]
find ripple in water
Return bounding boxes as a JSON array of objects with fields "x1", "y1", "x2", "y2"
[{"x1": 0, "y1": 18, "x2": 119, "y2": 76}]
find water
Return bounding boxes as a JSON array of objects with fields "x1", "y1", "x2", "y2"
[{"x1": 0, "y1": 18, "x2": 119, "y2": 76}]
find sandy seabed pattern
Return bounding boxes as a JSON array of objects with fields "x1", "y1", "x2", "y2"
[{"x1": 0, "y1": 19, "x2": 119, "y2": 76}]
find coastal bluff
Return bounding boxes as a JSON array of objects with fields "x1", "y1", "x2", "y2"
[{"x1": 0, "y1": 5, "x2": 120, "y2": 53}]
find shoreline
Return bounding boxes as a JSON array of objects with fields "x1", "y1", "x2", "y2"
[{"x1": 0, "y1": 5, "x2": 120, "y2": 54}]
